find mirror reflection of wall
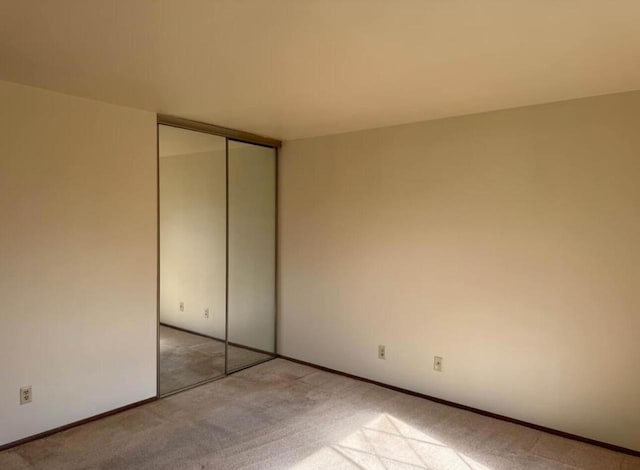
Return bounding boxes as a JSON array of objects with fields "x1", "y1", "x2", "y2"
[
  {"x1": 159, "y1": 125, "x2": 227, "y2": 395},
  {"x1": 158, "y1": 122, "x2": 277, "y2": 394},
  {"x1": 227, "y1": 141, "x2": 276, "y2": 372}
]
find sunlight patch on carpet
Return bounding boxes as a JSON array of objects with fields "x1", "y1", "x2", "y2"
[{"x1": 291, "y1": 413, "x2": 492, "y2": 469}]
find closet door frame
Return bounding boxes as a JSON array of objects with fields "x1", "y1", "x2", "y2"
[{"x1": 156, "y1": 114, "x2": 281, "y2": 398}]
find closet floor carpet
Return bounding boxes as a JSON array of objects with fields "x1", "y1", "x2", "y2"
[{"x1": 1, "y1": 359, "x2": 637, "y2": 470}]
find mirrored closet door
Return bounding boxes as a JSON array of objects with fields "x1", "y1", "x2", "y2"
[
  {"x1": 159, "y1": 125, "x2": 228, "y2": 395},
  {"x1": 158, "y1": 120, "x2": 277, "y2": 396},
  {"x1": 227, "y1": 141, "x2": 276, "y2": 372}
]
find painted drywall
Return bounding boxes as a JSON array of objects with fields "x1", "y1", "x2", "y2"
[
  {"x1": 0, "y1": 80, "x2": 157, "y2": 446},
  {"x1": 228, "y1": 143, "x2": 276, "y2": 353},
  {"x1": 278, "y1": 91, "x2": 640, "y2": 451},
  {"x1": 159, "y1": 149, "x2": 227, "y2": 339}
]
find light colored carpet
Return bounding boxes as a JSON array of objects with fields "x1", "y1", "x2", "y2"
[
  {"x1": 160, "y1": 325, "x2": 272, "y2": 395},
  {"x1": 1, "y1": 359, "x2": 637, "y2": 469}
]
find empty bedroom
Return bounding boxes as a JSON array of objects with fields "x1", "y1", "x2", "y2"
[{"x1": 0, "y1": 1, "x2": 639, "y2": 469}]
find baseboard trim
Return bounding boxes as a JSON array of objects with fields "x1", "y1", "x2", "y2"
[
  {"x1": 160, "y1": 323, "x2": 275, "y2": 357},
  {"x1": 160, "y1": 322, "x2": 225, "y2": 343},
  {"x1": 0, "y1": 397, "x2": 157, "y2": 453},
  {"x1": 160, "y1": 322, "x2": 276, "y2": 357},
  {"x1": 278, "y1": 355, "x2": 640, "y2": 457},
  {"x1": 3, "y1": 360, "x2": 636, "y2": 458},
  {"x1": 228, "y1": 341, "x2": 275, "y2": 357}
]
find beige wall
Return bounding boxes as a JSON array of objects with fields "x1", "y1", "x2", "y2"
[
  {"x1": 159, "y1": 150, "x2": 227, "y2": 338},
  {"x1": 0, "y1": 80, "x2": 157, "y2": 446},
  {"x1": 279, "y1": 91, "x2": 640, "y2": 451}
]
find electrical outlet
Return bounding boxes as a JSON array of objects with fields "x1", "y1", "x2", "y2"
[
  {"x1": 20, "y1": 386, "x2": 32, "y2": 405},
  {"x1": 378, "y1": 345, "x2": 386, "y2": 360},
  {"x1": 433, "y1": 356, "x2": 443, "y2": 372},
  {"x1": 204, "y1": 308, "x2": 210, "y2": 319},
  {"x1": 179, "y1": 301, "x2": 184, "y2": 312}
]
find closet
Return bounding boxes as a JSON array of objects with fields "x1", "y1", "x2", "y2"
[{"x1": 157, "y1": 117, "x2": 278, "y2": 396}]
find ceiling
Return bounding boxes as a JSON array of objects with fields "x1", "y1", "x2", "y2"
[{"x1": 2, "y1": 1, "x2": 640, "y2": 141}]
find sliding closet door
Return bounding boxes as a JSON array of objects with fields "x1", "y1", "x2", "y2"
[
  {"x1": 158, "y1": 124, "x2": 227, "y2": 395},
  {"x1": 227, "y1": 141, "x2": 276, "y2": 372}
]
